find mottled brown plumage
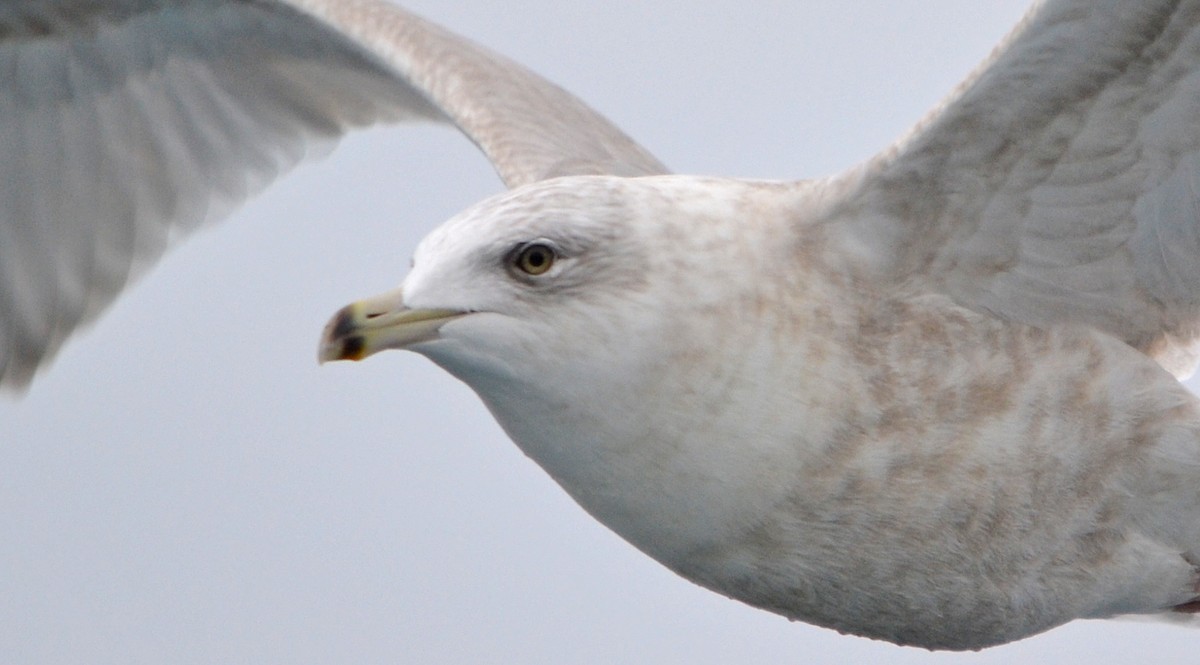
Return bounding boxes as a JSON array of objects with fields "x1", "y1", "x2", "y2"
[{"x1": 7, "y1": 0, "x2": 1200, "y2": 650}]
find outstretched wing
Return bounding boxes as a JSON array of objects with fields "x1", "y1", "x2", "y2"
[
  {"x1": 824, "y1": 0, "x2": 1200, "y2": 377},
  {"x1": 0, "y1": 0, "x2": 666, "y2": 389}
]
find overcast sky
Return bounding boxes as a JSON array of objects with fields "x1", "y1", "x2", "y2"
[{"x1": 3, "y1": 2, "x2": 1196, "y2": 663}]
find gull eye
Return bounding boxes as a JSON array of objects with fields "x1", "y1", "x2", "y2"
[{"x1": 514, "y1": 243, "x2": 556, "y2": 276}]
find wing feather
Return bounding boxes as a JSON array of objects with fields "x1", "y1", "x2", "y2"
[
  {"x1": 826, "y1": 0, "x2": 1200, "y2": 377},
  {"x1": 0, "y1": 0, "x2": 666, "y2": 389}
]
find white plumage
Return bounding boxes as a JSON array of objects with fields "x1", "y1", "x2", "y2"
[{"x1": 6, "y1": 0, "x2": 1200, "y2": 652}]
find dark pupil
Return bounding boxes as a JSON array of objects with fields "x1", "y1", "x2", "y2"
[{"x1": 526, "y1": 250, "x2": 545, "y2": 267}]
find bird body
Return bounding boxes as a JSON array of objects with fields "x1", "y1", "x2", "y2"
[
  {"x1": 337, "y1": 174, "x2": 1200, "y2": 648},
  {"x1": 9, "y1": 0, "x2": 1200, "y2": 651}
]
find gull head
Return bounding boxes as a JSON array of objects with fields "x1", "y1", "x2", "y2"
[
  {"x1": 321, "y1": 175, "x2": 681, "y2": 382},
  {"x1": 319, "y1": 174, "x2": 804, "y2": 560},
  {"x1": 319, "y1": 175, "x2": 792, "y2": 392}
]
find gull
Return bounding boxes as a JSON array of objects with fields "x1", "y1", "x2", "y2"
[{"x1": 6, "y1": 0, "x2": 1200, "y2": 652}]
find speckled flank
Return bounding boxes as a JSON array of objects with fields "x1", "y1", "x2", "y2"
[
  {"x1": 667, "y1": 286, "x2": 1200, "y2": 649},
  {"x1": 761, "y1": 299, "x2": 1192, "y2": 646}
]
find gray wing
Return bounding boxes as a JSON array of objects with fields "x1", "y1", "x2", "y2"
[
  {"x1": 823, "y1": 0, "x2": 1200, "y2": 377},
  {"x1": 0, "y1": 0, "x2": 667, "y2": 389}
]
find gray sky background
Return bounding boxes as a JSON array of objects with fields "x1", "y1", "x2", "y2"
[{"x1": 2, "y1": 2, "x2": 1195, "y2": 663}]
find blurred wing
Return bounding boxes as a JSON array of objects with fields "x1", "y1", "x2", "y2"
[
  {"x1": 290, "y1": 0, "x2": 667, "y2": 185},
  {"x1": 0, "y1": 0, "x2": 666, "y2": 389},
  {"x1": 826, "y1": 0, "x2": 1200, "y2": 377}
]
